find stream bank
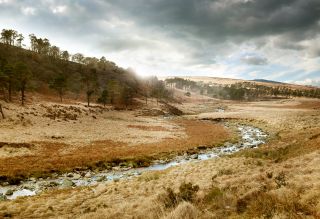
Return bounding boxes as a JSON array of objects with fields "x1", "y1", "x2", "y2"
[{"x1": 0, "y1": 124, "x2": 267, "y2": 200}]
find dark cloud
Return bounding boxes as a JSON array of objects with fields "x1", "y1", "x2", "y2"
[
  {"x1": 0, "y1": 0, "x2": 319, "y2": 82},
  {"x1": 2, "y1": 0, "x2": 319, "y2": 52},
  {"x1": 107, "y1": 0, "x2": 320, "y2": 44}
]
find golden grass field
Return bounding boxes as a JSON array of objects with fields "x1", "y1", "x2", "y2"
[
  {"x1": 0, "y1": 96, "x2": 319, "y2": 218},
  {"x1": 0, "y1": 99, "x2": 230, "y2": 180}
]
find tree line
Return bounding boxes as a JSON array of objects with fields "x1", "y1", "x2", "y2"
[
  {"x1": 0, "y1": 28, "x2": 171, "y2": 108},
  {"x1": 165, "y1": 77, "x2": 320, "y2": 100}
]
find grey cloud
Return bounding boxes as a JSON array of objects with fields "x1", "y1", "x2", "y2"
[
  {"x1": 107, "y1": 0, "x2": 320, "y2": 44},
  {"x1": 273, "y1": 38, "x2": 305, "y2": 51},
  {"x1": 241, "y1": 55, "x2": 268, "y2": 65},
  {"x1": 100, "y1": 37, "x2": 157, "y2": 52},
  {"x1": 1, "y1": 0, "x2": 319, "y2": 80},
  {"x1": 308, "y1": 46, "x2": 320, "y2": 58},
  {"x1": 2, "y1": 0, "x2": 319, "y2": 53}
]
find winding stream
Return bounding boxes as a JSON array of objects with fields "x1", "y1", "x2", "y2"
[{"x1": 0, "y1": 125, "x2": 267, "y2": 200}]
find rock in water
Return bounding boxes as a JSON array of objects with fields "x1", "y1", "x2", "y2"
[
  {"x1": 5, "y1": 190, "x2": 13, "y2": 196},
  {"x1": 62, "y1": 179, "x2": 74, "y2": 188},
  {"x1": 73, "y1": 173, "x2": 81, "y2": 180},
  {"x1": 191, "y1": 154, "x2": 198, "y2": 159},
  {"x1": 96, "y1": 176, "x2": 105, "y2": 182}
]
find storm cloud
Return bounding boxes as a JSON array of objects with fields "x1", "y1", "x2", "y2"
[{"x1": 1, "y1": 0, "x2": 319, "y2": 85}]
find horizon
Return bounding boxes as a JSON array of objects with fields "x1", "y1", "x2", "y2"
[{"x1": 1, "y1": 0, "x2": 319, "y2": 86}]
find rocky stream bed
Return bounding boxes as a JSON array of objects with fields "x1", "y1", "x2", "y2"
[{"x1": 0, "y1": 124, "x2": 267, "y2": 200}]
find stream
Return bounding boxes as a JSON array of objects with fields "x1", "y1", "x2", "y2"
[{"x1": 0, "y1": 125, "x2": 267, "y2": 200}]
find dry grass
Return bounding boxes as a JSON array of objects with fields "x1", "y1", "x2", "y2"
[
  {"x1": 164, "y1": 202, "x2": 199, "y2": 219},
  {"x1": 0, "y1": 98, "x2": 319, "y2": 218},
  {"x1": 0, "y1": 119, "x2": 230, "y2": 180},
  {"x1": 127, "y1": 125, "x2": 169, "y2": 131},
  {"x1": 0, "y1": 101, "x2": 184, "y2": 146}
]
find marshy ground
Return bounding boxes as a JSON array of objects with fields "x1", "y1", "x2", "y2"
[{"x1": 0, "y1": 96, "x2": 319, "y2": 218}]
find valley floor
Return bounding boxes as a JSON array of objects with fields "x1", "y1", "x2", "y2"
[{"x1": 0, "y1": 97, "x2": 319, "y2": 218}]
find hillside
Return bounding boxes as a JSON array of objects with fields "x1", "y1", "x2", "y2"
[
  {"x1": 0, "y1": 43, "x2": 141, "y2": 105},
  {"x1": 164, "y1": 76, "x2": 320, "y2": 101},
  {"x1": 165, "y1": 76, "x2": 316, "y2": 90},
  {"x1": 252, "y1": 79, "x2": 284, "y2": 84}
]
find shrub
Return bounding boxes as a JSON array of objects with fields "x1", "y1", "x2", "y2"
[
  {"x1": 274, "y1": 171, "x2": 287, "y2": 188},
  {"x1": 179, "y1": 182, "x2": 200, "y2": 202},
  {"x1": 266, "y1": 172, "x2": 273, "y2": 179},
  {"x1": 236, "y1": 198, "x2": 248, "y2": 213},
  {"x1": 162, "y1": 182, "x2": 200, "y2": 209},
  {"x1": 218, "y1": 168, "x2": 233, "y2": 176},
  {"x1": 204, "y1": 186, "x2": 223, "y2": 203}
]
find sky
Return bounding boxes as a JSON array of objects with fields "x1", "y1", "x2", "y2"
[{"x1": 0, "y1": 0, "x2": 320, "y2": 86}]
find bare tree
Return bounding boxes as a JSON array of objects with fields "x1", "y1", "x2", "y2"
[
  {"x1": 0, "y1": 103, "x2": 4, "y2": 119},
  {"x1": 80, "y1": 67, "x2": 98, "y2": 107},
  {"x1": 14, "y1": 63, "x2": 32, "y2": 105}
]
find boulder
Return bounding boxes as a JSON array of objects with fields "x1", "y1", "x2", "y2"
[
  {"x1": 49, "y1": 181, "x2": 59, "y2": 187},
  {"x1": 84, "y1": 172, "x2": 92, "y2": 178},
  {"x1": 191, "y1": 154, "x2": 198, "y2": 159},
  {"x1": 73, "y1": 173, "x2": 81, "y2": 180},
  {"x1": 95, "y1": 176, "x2": 105, "y2": 182},
  {"x1": 62, "y1": 179, "x2": 74, "y2": 188},
  {"x1": 5, "y1": 190, "x2": 13, "y2": 196}
]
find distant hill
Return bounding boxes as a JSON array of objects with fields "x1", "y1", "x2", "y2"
[
  {"x1": 164, "y1": 76, "x2": 320, "y2": 100},
  {"x1": 164, "y1": 76, "x2": 315, "y2": 90},
  {"x1": 252, "y1": 79, "x2": 284, "y2": 84}
]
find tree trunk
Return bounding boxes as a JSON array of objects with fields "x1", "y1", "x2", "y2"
[
  {"x1": 8, "y1": 82, "x2": 12, "y2": 102},
  {"x1": 0, "y1": 104, "x2": 5, "y2": 119},
  {"x1": 0, "y1": 88, "x2": 8, "y2": 102},
  {"x1": 87, "y1": 94, "x2": 90, "y2": 107},
  {"x1": 21, "y1": 83, "x2": 26, "y2": 106}
]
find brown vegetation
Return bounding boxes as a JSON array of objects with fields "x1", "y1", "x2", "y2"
[
  {"x1": 127, "y1": 125, "x2": 169, "y2": 131},
  {"x1": 0, "y1": 98, "x2": 319, "y2": 219},
  {"x1": 0, "y1": 119, "x2": 230, "y2": 181}
]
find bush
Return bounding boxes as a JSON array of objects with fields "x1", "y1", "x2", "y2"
[
  {"x1": 274, "y1": 171, "x2": 287, "y2": 188},
  {"x1": 179, "y1": 182, "x2": 200, "y2": 202},
  {"x1": 204, "y1": 186, "x2": 223, "y2": 203},
  {"x1": 162, "y1": 182, "x2": 199, "y2": 208}
]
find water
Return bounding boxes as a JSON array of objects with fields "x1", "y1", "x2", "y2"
[{"x1": 0, "y1": 125, "x2": 267, "y2": 200}]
